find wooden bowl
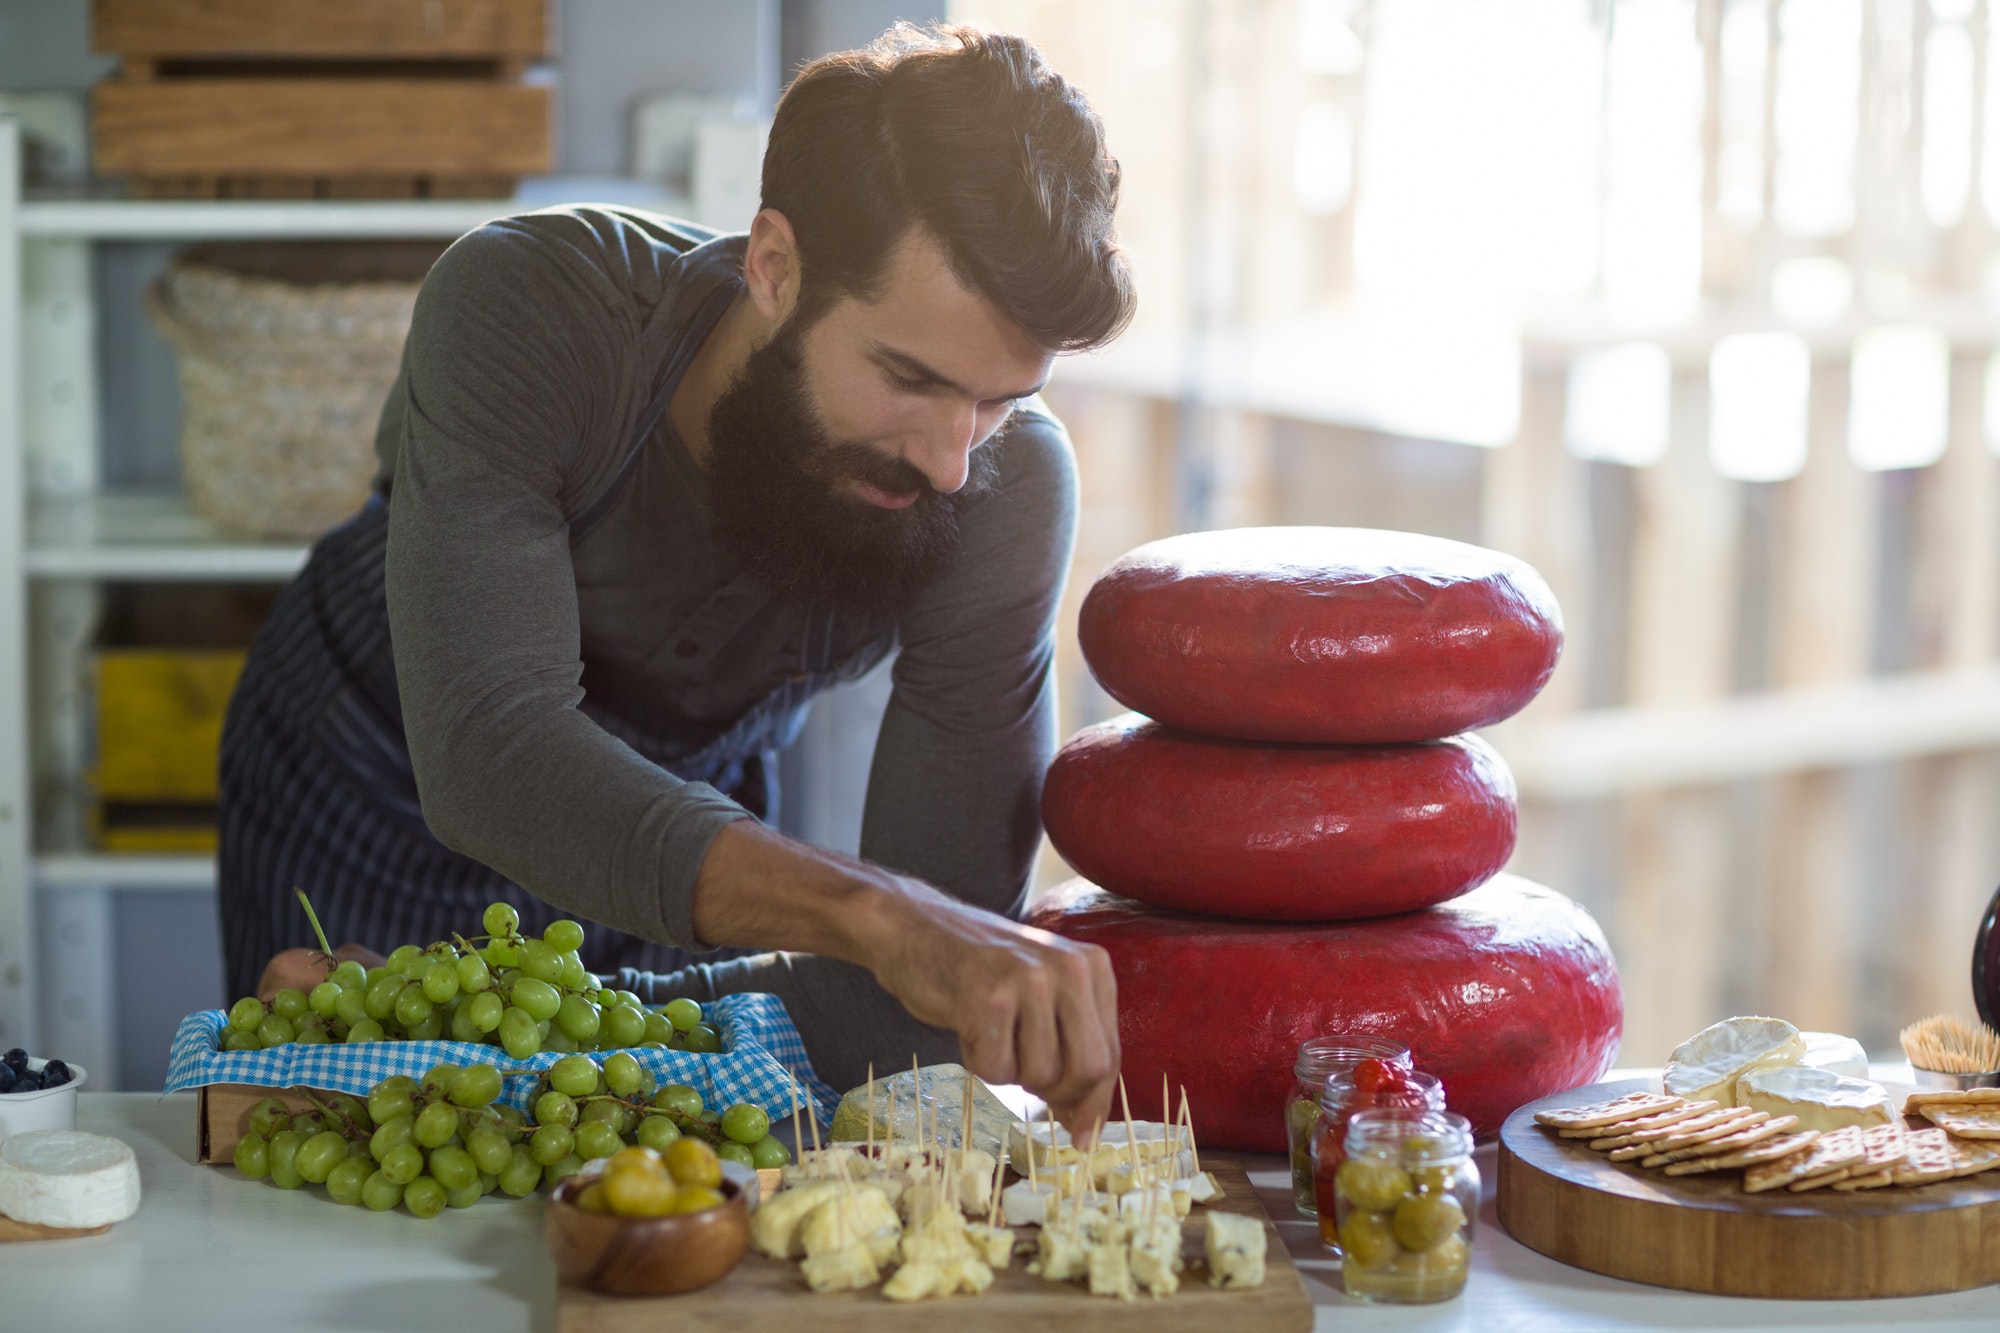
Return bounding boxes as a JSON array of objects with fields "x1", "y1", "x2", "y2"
[{"x1": 544, "y1": 1173, "x2": 749, "y2": 1296}]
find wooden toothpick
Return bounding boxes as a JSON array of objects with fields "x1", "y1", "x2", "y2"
[
  {"x1": 866, "y1": 1060, "x2": 875, "y2": 1162},
  {"x1": 1179, "y1": 1086, "x2": 1201, "y2": 1176},
  {"x1": 788, "y1": 1070, "x2": 804, "y2": 1159}
]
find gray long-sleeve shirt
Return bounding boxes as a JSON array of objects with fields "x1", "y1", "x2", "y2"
[{"x1": 373, "y1": 206, "x2": 1077, "y2": 1090}]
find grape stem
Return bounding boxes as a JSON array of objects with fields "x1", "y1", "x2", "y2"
[{"x1": 293, "y1": 888, "x2": 337, "y2": 976}]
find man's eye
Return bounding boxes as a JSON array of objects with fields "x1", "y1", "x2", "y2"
[{"x1": 886, "y1": 370, "x2": 929, "y2": 392}]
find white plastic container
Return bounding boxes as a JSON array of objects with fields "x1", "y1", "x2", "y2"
[{"x1": 0, "y1": 1059, "x2": 87, "y2": 1141}]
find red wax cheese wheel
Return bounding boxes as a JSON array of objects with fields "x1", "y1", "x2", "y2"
[
  {"x1": 1042, "y1": 715, "x2": 1516, "y2": 921},
  {"x1": 1077, "y1": 527, "x2": 1564, "y2": 744},
  {"x1": 1030, "y1": 873, "x2": 1621, "y2": 1148}
]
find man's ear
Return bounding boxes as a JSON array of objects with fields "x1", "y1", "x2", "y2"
[{"x1": 743, "y1": 208, "x2": 802, "y2": 324}]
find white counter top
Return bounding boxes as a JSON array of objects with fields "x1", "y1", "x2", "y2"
[{"x1": 0, "y1": 1094, "x2": 1992, "y2": 1330}]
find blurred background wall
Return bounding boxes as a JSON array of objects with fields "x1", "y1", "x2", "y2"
[
  {"x1": 969, "y1": 0, "x2": 2000, "y2": 1065},
  {"x1": 7, "y1": 0, "x2": 1998, "y2": 1087}
]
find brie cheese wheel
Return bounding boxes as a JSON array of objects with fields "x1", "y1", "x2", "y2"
[
  {"x1": 1799, "y1": 1031, "x2": 1871, "y2": 1080},
  {"x1": 1663, "y1": 1016, "x2": 1806, "y2": 1104},
  {"x1": 1734, "y1": 1065, "x2": 1894, "y2": 1133},
  {"x1": 0, "y1": 1130, "x2": 141, "y2": 1229}
]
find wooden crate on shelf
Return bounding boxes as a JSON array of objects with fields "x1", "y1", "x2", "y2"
[{"x1": 89, "y1": 0, "x2": 551, "y2": 200}]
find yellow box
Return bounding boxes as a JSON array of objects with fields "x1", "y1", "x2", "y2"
[{"x1": 92, "y1": 649, "x2": 246, "y2": 802}]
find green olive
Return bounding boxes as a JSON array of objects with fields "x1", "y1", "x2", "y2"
[
  {"x1": 1401, "y1": 1132, "x2": 1444, "y2": 1159},
  {"x1": 1287, "y1": 1097, "x2": 1321, "y2": 1142},
  {"x1": 1391, "y1": 1191, "x2": 1466, "y2": 1252},
  {"x1": 1337, "y1": 1157, "x2": 1413, "y2": 1213},
  {"x1": 1390, "y1": 1232, "x2": 1469, "y2": 1279},
  {"x1": 1336, "y1": 1210, "x2": 1400, "y2": 1270}
]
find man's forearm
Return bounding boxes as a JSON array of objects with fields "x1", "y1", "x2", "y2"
[{"x1": 690, "y1": 819, "x2": 911, "y2": 969}]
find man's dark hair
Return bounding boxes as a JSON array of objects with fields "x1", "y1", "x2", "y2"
[{"x1": 762, "y1": 22, "x2": 1135, "y2": 351}]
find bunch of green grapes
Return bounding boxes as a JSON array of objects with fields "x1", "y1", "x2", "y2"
[
  {"x1": 218, "y1": 902, "x2": 726, "y2": 1059},
  {"x1": 227, "y1": 1054, "x2": 787, "y2": 1216},
  {"x1": 229, "y1": 1063, "x2": 562, "y2": 1217},
  {"x1": 525, "y1": 1052, "x2": 790, "y2": 1172}
]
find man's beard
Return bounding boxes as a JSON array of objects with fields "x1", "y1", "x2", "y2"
[{"x1": 703, "y1": 320, "x2": 998, "y2": 621}]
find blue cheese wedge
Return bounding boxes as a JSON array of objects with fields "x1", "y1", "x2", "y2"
[
  {"x1": 1664, "y1": 1016, "x2": 1806, "y2": 1104},
  {"x1": 829, "y1": 1064, "x2": 1020, "y2": 1157},
  {"x1": 1735, "y1": 1065, "x2": 1895, "y2": 1133},
  {"x1": 0, "y1": 1130, "x2": 140, "y2": 1229},
  {"x1": 1800, "y1": 1031, "x2": 1870, "y2": 1080}
]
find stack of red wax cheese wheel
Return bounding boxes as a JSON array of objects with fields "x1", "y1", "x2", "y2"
[{"x1": 1034, "y1": 527, "x2": 1623, "y2": 1150}]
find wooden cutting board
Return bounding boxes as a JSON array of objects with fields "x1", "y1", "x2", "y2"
[
  {"x1": 0, "y1": 1215, "x2": 111, "y2": 1242},
  {"x1": 556, "y1": 1158, "x2": 1312, "y2": 1331},
  {"x1": 1498, "y1": 1077, "x2": 2000, "y2": 1298}
]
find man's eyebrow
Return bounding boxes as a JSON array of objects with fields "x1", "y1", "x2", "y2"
[{"x1": 871, "y1": 343, "x2": 1046, "y2": 402}]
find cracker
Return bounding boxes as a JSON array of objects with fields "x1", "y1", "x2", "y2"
[
  {"x1": 1782, "y1": 1126, "x2": 1874, "y2": 1192},
  {"x1": 1581, "y1": 1101, "x2": 1721, "y2": 1148},
  {"x1": 1831, "y1": 1168, "x2": 1894, "y2": 1190},
  {"x1": 1537, "y1": 1092, "x2": 1682, "y2": 1130},
  {"x1": 1743, "y1": 1147, "x2": 1824, "y2": 1193},
  {"x1": 1950, "y1": 1140, "x2": 2000, "y2": 1178},
  {"x1": 1641, "y1": 1115, "x2": 1797, "y2": 1167},
  {"x1": 1568, "y1": 1099, "x2": 1716, "y2": 1143},
  {"x1": 1917, "y1": 1103, "x2": 2000, "y2": 1140},
  {"x1": 1901, "y1": 1087, "x2": 2000, "y2": 1113},
  {"x1": 1607, "y1": 1109, "x2": 1764, "y2": 1161},
  {"x1": 1887, "y1": 1128, "x2": 1958, "y2": 1187},
  {"x1": 1665, "y1": 1130, "x2": 1820, "y2": 1176}
]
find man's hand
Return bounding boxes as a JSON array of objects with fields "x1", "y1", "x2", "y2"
[
  {"x1": 692, "y1": 820, "x2": 1121, "y2": 1147},
  {"x1": 256, "y1": 943, "x2": 384, "y2": 1000},
  {"x1": 866, "y1": 885, "x2": 1119, "y2": 1146}
]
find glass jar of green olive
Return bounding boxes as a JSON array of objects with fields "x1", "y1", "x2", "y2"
[
  {"x1": 1333, "y1": 1108, "x2": 1477, "y2": 1304},
  {"x1": 1285, "y1": 1035, "x2": 1411, "y2": 1217}
]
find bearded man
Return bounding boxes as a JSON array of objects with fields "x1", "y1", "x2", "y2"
[{"x1": 218, "y1": 24, "x2": 1134, "y2": 1137}]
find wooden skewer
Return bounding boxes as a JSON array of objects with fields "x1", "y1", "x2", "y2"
[
  {"x1": 887, "y1": 1072, "x2": 898, "y2": 1158},
  {"x1": 1026, "y1": 1103, "x2": 1039, "y2": 1190},
  {"x1": 788, "y1": 1069, "x2": 805, "y2": 1159},
  {"x1": 1118, "y1": 1075, "x2": 1141, "y2": 1177},
  {"x1": 1179, "y1": 1086, "x2": 1201, "y2": 1175},
  {"x1": 866, "y1": 1060, "x2": 875, "y2": 1162},
  {"x1": 987, "y1": 1143, "x2": 1006, "y2": 1228},
  {"x1": 806, "y1": 1071, "x2": 823, "y2": 1154}
]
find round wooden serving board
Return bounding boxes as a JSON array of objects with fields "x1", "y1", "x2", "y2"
[{"x1": 1497, "y1": 1078, "x2": 2000, "y2": 1298}]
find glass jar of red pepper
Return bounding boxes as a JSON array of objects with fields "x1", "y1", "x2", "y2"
[{"x1": 1312, "y1": 1058, "x2": 1444, "y2": 1255}]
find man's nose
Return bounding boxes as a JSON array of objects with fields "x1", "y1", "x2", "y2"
[{"x1": 907, "y1": 398, "x2": 978, "y2": 494}]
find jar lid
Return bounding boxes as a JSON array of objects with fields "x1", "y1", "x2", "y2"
[{"x1": 1293, "y1": 1035, "x2": 1411, "y2": 1080}]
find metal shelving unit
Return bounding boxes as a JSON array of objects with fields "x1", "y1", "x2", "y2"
[{"x1": 0, "y1": 117, "x2": 529, "y2": 1062}]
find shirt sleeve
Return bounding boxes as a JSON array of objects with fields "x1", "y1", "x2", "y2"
[
  {"x1": 383, "y1": 217, "x2": 751, "y2": 949},
  {"x1": 858, "y1": 405, "x2": 1081, "y2": 917}
]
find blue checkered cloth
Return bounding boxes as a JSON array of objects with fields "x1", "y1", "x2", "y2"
[{"x1": 165, "y1": 993, "x2": 839, "y2": 1124}]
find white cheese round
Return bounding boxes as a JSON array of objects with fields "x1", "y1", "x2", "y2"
[
  {"x1": 1799, "y1": 1030, "x2": 1871, "y2": 1080},
  {"x1": 1734, "y1": 1065, "x2": 1895, "y2": 1133},
  {"x1": 1663, "y1": 1016, "x2": 1806, "y2": 1104},
  {"x1": 0, "y1": 1129, "x2": 141, "y2": 1228}
]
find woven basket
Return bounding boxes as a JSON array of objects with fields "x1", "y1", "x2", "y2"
[{"x1": 146, "y1": 241, "x2": 449, "y2": 539}]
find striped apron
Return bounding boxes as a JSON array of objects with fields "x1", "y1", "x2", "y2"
[{"x1": 216, "y1": 287, "x2": 891, "y2": 999}]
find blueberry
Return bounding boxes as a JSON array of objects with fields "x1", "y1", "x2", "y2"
[
  {"x1": 0, "y1": 1048, "x2": 26, "y2": 1074},
  {"x1": 0, "y1": 1065, "x2": 13, "y2": 1093},
  {"x1": 40, "y1": 1060, "x2": 71, "y2": 1088},
  {"x1": 10, "y1": 1070, "x2": 41, "y2": 1092}
]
